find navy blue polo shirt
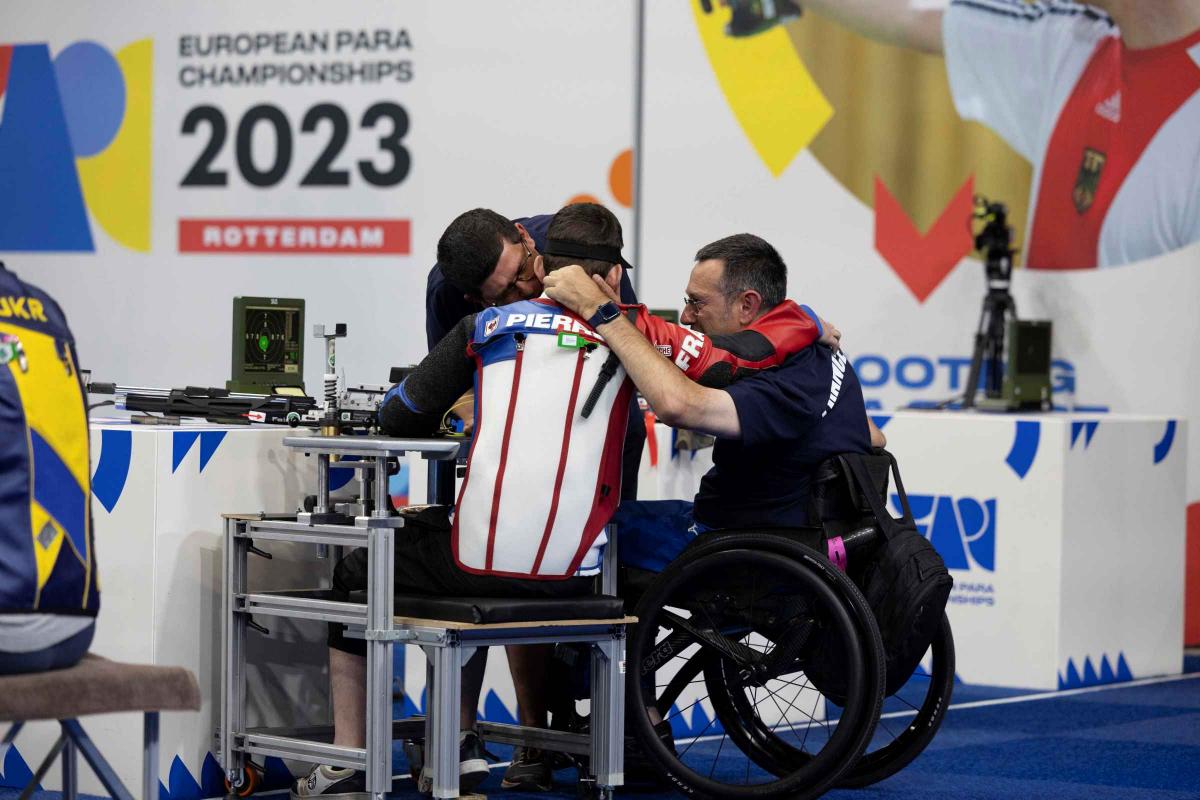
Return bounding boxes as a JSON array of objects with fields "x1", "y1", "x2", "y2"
[
  {"x1": 693, "y1": 345, "x2": 872, "y2": 529},
  {"x1": 425, "y1": 214, "x2": 638, "y2": 349}
]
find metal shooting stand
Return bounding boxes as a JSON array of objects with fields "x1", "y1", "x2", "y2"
[{"x1": 220, "y1": 435, "x2": 629, "y2": 799}]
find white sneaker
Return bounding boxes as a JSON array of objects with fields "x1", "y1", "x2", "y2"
[{"x1": 290, "y1": 764, "x2": 368, "y2": 799}]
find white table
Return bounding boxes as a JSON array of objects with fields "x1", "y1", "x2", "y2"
[
  {"x1": 4, "y1": 422, "x2": 324, "y2": 797},
  {"x1": 642, "y1": 411, "x2": 1188, "y2": 690}
]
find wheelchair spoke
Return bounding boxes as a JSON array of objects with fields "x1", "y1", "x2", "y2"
[
  {"x1": 799, "y1": 686, "x2": 824, "y2": 754},
  {"x1": 676, "y1": 712, "x2": 721, "y2": 760},
  {"x1": 665, "y1": 692, "x2": 713, "y2": 728},
  {"x1": 707, "y1": 731, "x2": 729, "y2": 779},
  {"x1": 757, "y1": 680, "x2": 809, "y2": 748}
]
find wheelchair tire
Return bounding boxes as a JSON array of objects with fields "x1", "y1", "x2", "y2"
[
  {"x1": 692, "y1": 535, "x2": 887, "y2": 784},
  {"x1": 838, "y1": 613, "x2": 955, "y2": 788},
  {"x1": 628, "y1": 541, "x2": 884, "y2": 800}
]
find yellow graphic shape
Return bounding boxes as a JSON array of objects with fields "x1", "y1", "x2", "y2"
[
  {"x1": 692, "y1": 2, "x2": 832, "y2": 177},
  {"x1": 77, "y1": 39, "x2": 153, "y2": 252},
  {"x1": 31, "y1": 501, "x2": 65, "y2": 594},
  {"x1": 785, "y1": 14, "x2": 1032, "y2": 248}
]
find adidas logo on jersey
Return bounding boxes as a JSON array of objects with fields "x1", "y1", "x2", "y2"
[{"x1": 1094, "y1": 90, "x2": 1121, "y2": 123}]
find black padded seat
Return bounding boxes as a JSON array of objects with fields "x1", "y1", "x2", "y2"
[{"x1": 346, "y1": 591, "x2": 624, "y2": 624}]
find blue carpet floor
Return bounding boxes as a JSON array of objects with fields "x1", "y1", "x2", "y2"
[{"x1": 6, "y1": 656, "x2": 1198, "y2": 799}]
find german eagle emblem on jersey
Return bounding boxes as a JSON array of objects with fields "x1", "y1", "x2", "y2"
[{"x1": 1072, "y1": 147, "x2": 1106, "y2": 213}]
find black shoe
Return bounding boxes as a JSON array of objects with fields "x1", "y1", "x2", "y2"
[
  {"x1": 290, "y1": 764, "x2": 367, "y2": 799},
  {"x1": 420, "y1": 730, "x2": 492, "y2": 794},
  {"x1": 625, "y1": 721, "x2": 676, "y2": 789},
  {"x1": 460, "y1": 730, "x2": 491, "y2": 792},
  {"x1": 501, "y1": 746, "x2": 553, "y2": 791}
]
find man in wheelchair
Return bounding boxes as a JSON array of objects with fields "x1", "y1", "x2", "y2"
[
  {"x1": 294, "y1": 205, "x2": 843, "y2": 799},
  {"x1": 548, "y1": 246, "x2": 954, "y2": 800},
  {"x1": 543, "y1": 232, "x2": 886, "y2": 571}
]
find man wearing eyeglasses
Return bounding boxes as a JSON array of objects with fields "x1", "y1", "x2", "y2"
[
  {"x1": 545, "y1": 233, "x2": 885, "y2": 574},
  {"x1": 421, "y1": 208, "x2": 646, "y2": 792},
  {"x1": 426, "y1": 209, "x2": 645, "y2": 498}
]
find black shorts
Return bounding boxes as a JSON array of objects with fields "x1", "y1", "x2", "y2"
[{"x1": 327, "y1": 511, "x2": 594, "y2": 656}]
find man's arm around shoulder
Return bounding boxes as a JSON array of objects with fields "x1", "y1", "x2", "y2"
[{"x1": 544, "y1": 266, "x2": 741, "y2": 438}]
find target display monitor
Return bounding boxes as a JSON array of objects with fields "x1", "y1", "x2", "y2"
[{"x1": 227, "y1": 296, "x2": 305, "y2": 394}]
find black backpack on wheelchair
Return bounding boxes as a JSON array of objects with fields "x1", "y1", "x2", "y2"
[{"x1": 808, "y1": 449, "x2": 954, "y2": 698}]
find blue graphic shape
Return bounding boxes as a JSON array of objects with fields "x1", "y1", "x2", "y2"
[
  {"x1": 1071, "y1": 422, "x2": 1085, "y2": 448},
  {"x1": 1061, "y1": 659, "x2": 1082, "y2": 690},
  {"x1": 92, "y1": 428, "x2": 132, "y2": 512},
  {"x1": 484, "y1": 689, "x2": 518, "y2": 724},
  {"x1": 0, "y1": 44, "x2": 93, "y2": 251},
  {"x1": 1059, "y1": 651, "x2": 1134, "y2": 689},
  {"x1": 928, "y1": 496, "x2": 969, "y2": 571},
  {"x1": 53, "y1": 41, "x2": 125, "y2": 157},
  {"x1": 1099, "y1": 655, "x2": 1116, "y2": 683},
  {"x1": 167, "y1": 754, "x2": 202, "y2": 799},
  {"x1": 1153, "y1": 420, "x2": 1176, "y2": 464},
  {"x1": 687, "y1": 702, "x2": 719, "y2": 738},
  {"x1": 30, "y1": 428, "x2": 87, "y2": 556},
  {"x1": 1116, "y1": 652, "x2": 1133, "y2": 681},
  {"x1": 1071, "y1": 420, "x2": 1099, "y2": 449},
  {"x1": 957, "y1": 497, "x2": 996, "y2": 571},
  {"x1": 330, "y1": 454, "x2": 361, "y2": 491},
  {"x1": 904, "y1": 493, "x2": 935, "y2": 525},
  {"x1": 871, "y1": 414, "x2": 892, "y2": 430},
  {"x1": 172, "y1": 431, "x2": 200, "y2": 473},
  {"x1": 263, "y1": 757, "x2": 294, "y2": 791},
  {"x1": 198, "y1": 431, "x2": 226, "y2": 472},
  {"x1": 199, "y1": 753, "x2": 226, "y2": 798},
  {"x1": 0, "y1": 743, "x2": 39, "y2": 791},
  {"x1": 1005, "y1": 420, "x2": 1040, "y2": 479}
]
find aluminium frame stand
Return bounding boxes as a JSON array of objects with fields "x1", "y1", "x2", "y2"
[{"x1": 219, "y1": 435, "x2": 626, "y2": 800}]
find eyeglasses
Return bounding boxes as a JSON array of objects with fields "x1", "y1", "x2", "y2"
[
  {"x1": 514, "y1": 241, "x2": 536, "y2": 283},
  {"x1": 683, "y1": 289, "x2": 742, "y2": 312},
  {"x1": 491, "y1": 242, "x2": 538, "y2": 305}
]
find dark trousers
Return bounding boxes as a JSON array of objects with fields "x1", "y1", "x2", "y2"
[{"x1": 327, "y1": 525, "x2": 593, "y2": 656}]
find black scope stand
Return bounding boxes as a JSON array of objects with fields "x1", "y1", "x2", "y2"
[{"x1": 961, "y1": 198, "x2": 1018, "y2": 409}]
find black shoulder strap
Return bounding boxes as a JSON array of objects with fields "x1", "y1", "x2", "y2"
[
  {"x1": 840, "y1": 450, "x2": 914, "y2": 541},
  {"x1": 580, "y1": 308, "x2": 639, "y2": 419}
]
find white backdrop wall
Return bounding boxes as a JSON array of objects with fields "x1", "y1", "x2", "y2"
[
  {"x1": 2, "y1": 0, "x2": 636, "y2": 393},
  {"x1": 3, "y1": 0, "x2": 1198, "y2": 667},
  {"x1": 638, "y1": 1, "x2": 1199, "y2": 643}
]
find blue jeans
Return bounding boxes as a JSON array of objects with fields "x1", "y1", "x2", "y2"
[
  {"x1": 612, "y1": 500, "x2": 713, "y2": 573},
  {"x1": 0, "y1": 621, "x2": 94, "y2": 675}
]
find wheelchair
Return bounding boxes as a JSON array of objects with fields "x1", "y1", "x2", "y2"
[{"x1": 616, "y1": 449, "x2": 955, "y2": 800}]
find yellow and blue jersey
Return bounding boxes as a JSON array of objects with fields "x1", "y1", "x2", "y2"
[{"x1": 0, "y1": 263, "x2": 97, "y2": 615}]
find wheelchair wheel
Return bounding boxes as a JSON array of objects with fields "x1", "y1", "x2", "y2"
[
  {"x1": 628, "y1": 542, "x2": 884, "y2": 800},
  {"x1": 838, "y1": 613, "x2": 955, "y2": 787}
]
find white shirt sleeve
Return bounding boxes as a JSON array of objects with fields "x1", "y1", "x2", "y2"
[{"x1": 943, "y1": 0, "x2": 1114, "y2": 161}]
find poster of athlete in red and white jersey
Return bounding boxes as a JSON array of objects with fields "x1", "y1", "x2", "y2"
[{"x1": 801, "y1": 0, "x2": 1200, "y2": 268}]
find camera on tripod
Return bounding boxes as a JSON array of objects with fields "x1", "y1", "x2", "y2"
[{"x1": 962, "y1": 196, "x2": 1053, "y2": 411}]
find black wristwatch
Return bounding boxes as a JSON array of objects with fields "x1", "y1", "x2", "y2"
[{"x1": 586, "y1": 300, "x2": 622, "y2": 329}]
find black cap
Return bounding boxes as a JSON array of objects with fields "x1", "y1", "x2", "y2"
[{"x1": 542, "y1": 239, "x2": 634, "y2": 270}]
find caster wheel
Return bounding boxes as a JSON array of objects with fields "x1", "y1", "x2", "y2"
[{"x1": 224, "y1": 764, "x2": 261, "y2": 797}]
